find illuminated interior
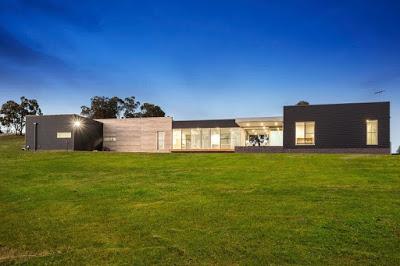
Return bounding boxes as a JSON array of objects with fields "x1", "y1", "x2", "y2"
[
  {"x1": 235, "y1": 117, "x2": 283, "y2": 147},
  {"x1": 173, "y1": 117, "x2": 284, "y2": 150},
  {"x1": 173, "y1": 127, "x2": 241, "y2": 150}
]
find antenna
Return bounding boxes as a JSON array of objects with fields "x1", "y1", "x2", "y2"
[{"x1": 374, "y1": 89, "x2": 385, "y2": 95}]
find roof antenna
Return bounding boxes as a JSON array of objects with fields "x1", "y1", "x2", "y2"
[{"x1": 374, "y1": 89, "x2": 385, "y2": 95}]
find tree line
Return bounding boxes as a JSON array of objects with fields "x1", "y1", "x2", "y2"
[{"x1": 0, "y1": 96, "x2": 165, "y2": 135}]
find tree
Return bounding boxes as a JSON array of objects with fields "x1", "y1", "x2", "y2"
[
  {"x1": 138, "y1": 103, "x2": 165, "y2": 117},
  {"x1": 296, "y1": 101, "x2": 310, "y2": 106},
  {"x1": 81, "y1": 96, "x2": 165, "y2": 119},
  {"x1": 0, "y1": 97, "x2": 42, "y2": 135},
  {"x1": 81, "y1": 96, "x2": 125, "y2": 119},
  {"x1": 123, "y1": 96, "x2": 141, "y2": 118}
]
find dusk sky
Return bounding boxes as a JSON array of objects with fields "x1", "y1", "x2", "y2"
[{"x1": 0, "y1": 0, "x2": 399, "y2": 149}]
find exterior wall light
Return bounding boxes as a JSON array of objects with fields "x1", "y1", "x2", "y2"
[{"x1": 73, "y1": 121, "x2": 81, "y2": 128}]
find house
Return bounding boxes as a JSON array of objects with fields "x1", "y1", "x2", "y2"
[{"x1": 25, "y1": 101, "x2": 391, "y2": 154}]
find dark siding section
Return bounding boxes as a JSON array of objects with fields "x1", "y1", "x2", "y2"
[
  {"x1": 73, "y1": 115, "x2": 103, "y2": 151},
  {"x1": 26, "y1": 115, "x2": 103, "y2": 151},
  {"x1": 283, "y1": 102, "x2": 390, "y2": 149},
  {"x1": 173, "y1": 119, "x2": 238, "y2": 128},
  {"x1": 26, "y1": 115, "x2": 76, "y2": 150}
]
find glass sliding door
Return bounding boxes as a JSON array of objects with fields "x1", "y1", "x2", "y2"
[
  {"x1": 211, "y1": 128, "x2": 220, "y2": 149},
  {"x1": 201, "y1": 128, "x2": 211, "y2": 149},
  {"x1": 181, "y1": 129, "x2": 191, "y2": 149},
  {"x1": 220, "y1": 128, "x2": 231, "y2": 149},
  {"x1": 173, "y1": 127, "x2": 241, "y2": 150},
  {"x1": 230, "y1": 128, "x2": 241, "y2": 148},
  {"x1": 191, "y1": 129, "x2": 201, "y2": 149},
  {"x1": 172, "y1": 129, "x2": 182, "y2": 149}
]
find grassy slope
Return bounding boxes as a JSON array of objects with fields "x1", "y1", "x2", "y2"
[{"x1": 0, "y1": 135, "x2": 399, "y2": 265}]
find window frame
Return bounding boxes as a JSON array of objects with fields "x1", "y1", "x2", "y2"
[
  {"x1": 56, "y1": 132, "x2": 72, "y2": 139},
  {"x1": 295, "y1": 121, "x2": 315, "y2": 145},
  {"x1": 366, "y1": 120, "x2": 378, "y2": 145}
]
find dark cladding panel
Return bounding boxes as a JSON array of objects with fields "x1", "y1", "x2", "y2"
[
  {"x1": 283, "y1": 102, "x2": 390, "y2": 149},
  {"x1": 73, "y1": 115, "x2": 103, "y2": 151},
  {"x1": 26, "y1": 115, "x2": 76, "y2": 150},
  {"x1": 26, "y1": 115, "x2": 103, "y2": 151},
  {"x1": 172, "y1": 119, "x2": 239, "y2": 128}
]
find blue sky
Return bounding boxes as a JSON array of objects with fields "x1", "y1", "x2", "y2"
[{"x1": 0, "y1": 0, "x2": 399, "y2": 150}]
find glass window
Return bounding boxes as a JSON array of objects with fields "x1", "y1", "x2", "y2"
[
  {"x1": 201, "y1": 128, "x2": 211, "y2": 149},
  {"x1": 366, "y1": 120, "x2": 378, "y2": 145},
  {"x1": 211, "y1": 128, "x2": 220, "y2": 149},
  {"x1": 296, "y1": 122, "x2": 315, "y2": 145},
  {"x1": 173, "y1": 129, "x2": 181, "y2": 149},
  {"x1": 104, "y1": 136, "x2": 116, "y2": 142},
  {"x1": 157, "y1": 131, "x2": 165, "y2": 150},
  {"x1": 191, "y1": 129, "x2": 201, "y2": 149},
  {"x1": 230, "y1": 128, "x2": 241, "y2": 148},
  {"x1": 181, "y1": 129, "x2": 191, "y2": 149},
  {"x1": 57, "y1": 132, "x2": 71, "y2": 139},
  {"x1": 220, "y1": 128, "x2": 231, "y2": 149}
]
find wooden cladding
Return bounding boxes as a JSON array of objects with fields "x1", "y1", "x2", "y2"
[{"x1": 96, "y1": 117, "x2": 172, "y2": 152}]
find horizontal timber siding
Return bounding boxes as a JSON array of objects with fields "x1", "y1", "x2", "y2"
[{"x1": 96, "y1": 117, "x2": 172, "y2": 152}]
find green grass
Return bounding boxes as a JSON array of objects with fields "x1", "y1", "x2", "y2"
[{"x1": 0, "y1": 135, "x2": 399, "y2": 265}]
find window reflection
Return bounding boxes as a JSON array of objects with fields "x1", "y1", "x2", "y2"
[
  {"x1": 173, "y1": 127, "x2": 241, "y2": 150},
  {"x1": 211, "y1": 128, "x2": 220, "y2": 149},
  {"x1": 201, "y1": 128, "x2": 211, "y2": 149},
  {"x1": 181, "y1": 129, "x2": 191, "y2": 149}
]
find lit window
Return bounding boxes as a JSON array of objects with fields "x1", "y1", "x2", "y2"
[
  {"x1": 211, "y1": 128, "x2": 220, "y2": 149},
  {"x1": 181, "y1": 129, "x2": 191, "y2": 149},
  {"x1": 366, "y1": 120, "x2": 378, "y2": 145},
  {"x1": 172, "y1": 129, "x2": 181, "y2": 149},
  {"x1": 57, "y1": 132, "x2": 71, "y2": 139},
  {"x1": 104, "y1": 136, "x2": 117, "y2": 142},
  {"x1": 220, "y1": 128, "x2": 231, "y2": 149},
  {"x1": 157, "y1": 131, "x2": 165, "y2": 150},
  {"x1": 201, "y1": 128, "x2": 211, "y2": 149},
  {"x1": 295, "y1": 122, "x2": 315, "y2": 145},
  {"x1": 191, "y1": 129, "x2": 201, "y2": 149}
]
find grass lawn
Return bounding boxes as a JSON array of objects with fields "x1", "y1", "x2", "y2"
[{"x1": 0, "y1": 135, "x2": 399, "y2": 265}]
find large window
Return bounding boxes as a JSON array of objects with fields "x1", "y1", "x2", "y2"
[
  {"x1": 191, "y1": 129, "x2": 201, "y2": 149},
  {"x1": 172, "y1": 127, "x2": 240, "y2": 150},
  {"x1": 230, "y1": 128, "x2": 241, "y2": 148},
  {"x1": 201, "y1": 128, "x2": 211, "y2": 149},
  {"x1": 296, "y1": 121, "x2": 315, "y2": 145},
  {"x1": 211, "y1": 128, "x2": 220, "y2": 149},
  {"x1": 366, "y1": 120, "x2": 378, "y2": 145},
  {"x1": 220, "y1": 128, "x2": 231, "y2": 149},
  {"x1": 181, "y1": 129, "x2": 191, "y2": 149},
  {"x1": 173, "y1": 129, "x2": 181, "y2": 149}
]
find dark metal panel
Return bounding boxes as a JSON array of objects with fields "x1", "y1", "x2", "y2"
[
  {"x1": 73, "y1": 115, "x2": 103, "y2": 151},
  {"x1": 283, "y1": 102, "x2": 390, "y2": 149},
  {"x1": 172, "y1": 119, "x2": 239, "y2": 128},
  {"x1": 25, "y1": 114, "x2": 103, "y2": 151},
  {"x1": 26, "y1": 115, "x2": 76, "y2": 150}
]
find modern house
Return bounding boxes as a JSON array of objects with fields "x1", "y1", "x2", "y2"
[{"x1": 25, "y1": 102, "x2": 391, "y2": 154}]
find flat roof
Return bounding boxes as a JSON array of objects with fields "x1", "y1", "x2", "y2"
[
  {"x1": 284, "y1": 101, "x2": 389, "y2": 108},
  {"x1": 172, "y1": 119, "x2": 238, "y2": 128},
  {"x1": 235, "y1": 116, "x2": 283, "y2": 123}
]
